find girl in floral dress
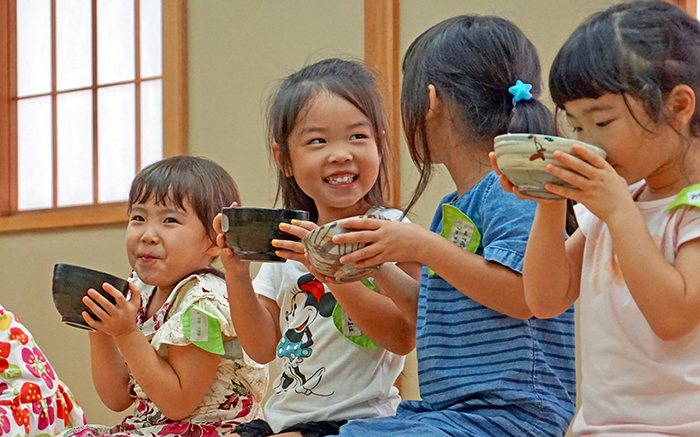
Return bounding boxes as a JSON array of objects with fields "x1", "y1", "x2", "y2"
[
  {"x1": 59, "y1": 156, "x2": 268, "y2": 437},
  {"x1": 0, "y1": 304, "x2": 86, "y2": 436}
]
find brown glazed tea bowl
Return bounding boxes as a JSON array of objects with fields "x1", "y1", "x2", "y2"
[
  {"x1": 221, "y1": 207, "x2": 310, "y2": 262},
  {"x1": 51, "y1": 263, "x2": 129, "y2": 331}
]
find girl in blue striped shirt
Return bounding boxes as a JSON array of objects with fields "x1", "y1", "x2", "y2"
[{"x1": 331, "y1": 15, "x2": 577, "y2": 437}]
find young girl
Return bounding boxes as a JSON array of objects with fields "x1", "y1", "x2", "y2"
[
  {"x1": 60, "y1": 156, "x2": 268, "y2": 437},
  {"x1": 494, "y1": 1, "x2": 700, "y2": 434},
  {"x1": 215, "y1": 58, "x2": 421, "y2": 437},
  {"x1": 0, "y1": 304, "x2": 86, "y2": 436},
  {"x1": 328, "y1": 16, "x2": 577, "y2": 437}
]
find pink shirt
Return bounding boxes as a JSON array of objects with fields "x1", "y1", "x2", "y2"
[{"x1": 573, "y1": 182, "x2": 700, "y2": 436}]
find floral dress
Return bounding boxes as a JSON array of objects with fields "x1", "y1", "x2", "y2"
[
  {"x1": 59, "y1": 272, "x2": 268, "y2": 437},
  {"x1": 0, "y1": 304, "x2": 87, "y2": 436}
]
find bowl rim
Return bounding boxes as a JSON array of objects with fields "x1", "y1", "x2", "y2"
[
  {"x1": 493, "y1": 133, "x2": 605, "y2": 155},
  {"x1": 222, "y1": 206, "x2": 309, "y2": 215},
  {"x1": 52, "y1": 263, "x2": 129, "y2": 291}
]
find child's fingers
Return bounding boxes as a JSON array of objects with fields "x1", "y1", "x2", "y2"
[
  {"x1": 332, "y1": 229, "x2": 376, "y2": 245},
  {"x1": 82, "y1": 291, "x2": 111, "y2": 320},
  {"x1": 102, "y1": 282, "x2": 128, "y2": 305},
  {"x1": 339, "y1": 244, "x2": 380, "y2": 266},
  {"x1": 272, "y1": 239, "x2": 305, "y2": 254},
  {"x1": 546, "y1": 163, "x2": 589, "y2": 189},
  {"x1": 571, "y1": 143, "x2": 608, "y2": 168},
  {"x1": 274, "y1": 248, "x2": 306, "y2": 265},
  {"x1": 290, "y1": 219, "x2": 317, "y2": 232},
  {"x1": 81, "y1": 311, "x2": 100, "y2": 329},
  {"x1": 128, "y1": 282, "x2": 142, "y2": 306},
  {"x1": 278, "y1": 222, "x2": 309, "y2": 239},
  {"x1": 488, "y1": 152, "x2": 502, "y2": 175},
  {"x1": 213, "y1": 213, "x2": 223, "y2": 234},
  {"x1": 339, "y1": 217, "x2": 382, "y2": 231},
  {"x1": 216, "y1": 233, "x2": 228, "y2": 250}
]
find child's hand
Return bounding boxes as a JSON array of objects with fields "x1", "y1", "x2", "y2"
[
  {"x1": 488, "y1": 151, "x2": 562, "y2": 203},
  {"x1": 82, "y1": 281, "x2": 141, "y2": 338},
  {"x1": 545, "y1": 143, "x2": 634, "y2": 224},
  {"x1": 213, "y1": 203, "x2": 250, "y2": 278},
  {"x1": 332, "y1": 218, "x2": 426, "y2": 268},
  {"x1": 272, "y1": 219, "x2": 318, "y2": 266}
]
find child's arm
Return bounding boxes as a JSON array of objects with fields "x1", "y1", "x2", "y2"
[
  {"x1": 546, "y1": 144, "x2": 700, "y2": 340},
  {"x1": 87, "y1": 330, "x2": 132, "y2": 412},
  {"x1": 522, "y1": 202, "x2": 584, "y2": 318},
  {"x1": 488, "y1": 151, "x2": 584, "y2": 318},
  {"x1": 214, "y1": 213, "x2": 281, "y2": 364},
  {"x1": 371, "y1": 261, "x2": 422, "y2": 325},
  {"x1": 334, "y1": 219, "x2": 534, "y2": 319},
  {"x1": 273, "y1": 220, "x2": 418, "y2": 355},
  {"x1": 607, "y1": 211, "x2": 700, "y2": 340},
  {"x1": 84, "y1": 284, "x2": 220, "y2": 420}
]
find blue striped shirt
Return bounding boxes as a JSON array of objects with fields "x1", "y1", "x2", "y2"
[{"x1": 338, "y1": 172, "x2": 576, "y2": 437}]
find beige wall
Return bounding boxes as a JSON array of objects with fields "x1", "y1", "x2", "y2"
[{"x1": 0, "y1": 0, "x2": 615, "y2": 429}]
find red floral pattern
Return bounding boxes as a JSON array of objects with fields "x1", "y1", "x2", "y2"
[
  {"x1": 0, "y1": 305, "x2": 86, "y2": 436},
  {"x1": 21, "y1": 347, "x2": 56, "y2": 389}
]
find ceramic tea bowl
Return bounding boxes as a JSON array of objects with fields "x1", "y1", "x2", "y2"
[
  {"x1": 302, "y1": 208, "x2": 402, "y2": 283},
  {"x1": 221, "y1": 207, "x2": 310, "y2": 262},
  {"x1": 493, "y1": 133, "x2": 607, "y2": 199},
  {"x1": 51, "y1": 263, "x2": 129, "y2": 331}
]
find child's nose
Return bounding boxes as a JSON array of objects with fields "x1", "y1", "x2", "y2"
[
  {"x1": 140, "y1": 225, "x2": 160, "y2": 243},
  {"x1": 328, "y1": 143, "x2": 353, "y2": 163}
]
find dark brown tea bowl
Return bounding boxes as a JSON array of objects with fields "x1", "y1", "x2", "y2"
[
  {"x1": 51, "y1": 263, "x2": 129, "y2": 331},
  {"x1": 221, "y1": 207, "x2": 310, "y2": 262}
]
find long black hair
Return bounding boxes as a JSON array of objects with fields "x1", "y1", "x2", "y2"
[
  {"x1": 550, "y1": 0, "x2": 700, "y2": 136},
  {"x1": 267, "y1": 58, "x2": 391, "y2": 223},
  {"x1": 401, "y1": 15, "x2": 555, "y2": 213}
]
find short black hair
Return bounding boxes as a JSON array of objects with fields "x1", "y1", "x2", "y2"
[
  {"x1": 550, "y1": 0, "x2": 700, "y2": 136},
  {"x1": 128, "y1": 155, "x2": 240, "y2": 242}
]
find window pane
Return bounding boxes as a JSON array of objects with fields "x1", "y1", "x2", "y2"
[
  {"x1": 97, "y1": 0, "x2": 135, "y2": 84},
  {"x1": 140, "y1": 0, "x2": 162, "y2": 77},
  {"x1": 17, "y1": 0, "x2": 52, "y2": 97},
  {"x1": 57, "y1": 91, "x2": 93, "y2": 207},
  {"x1": 141, "y1": 79, "x2": 163, "y2": 169},
  {"x1": 18, "y1": 97, "x2": 53, "y2": 210},
  {"x1": 56, "y1": 0, "x2": 93, "y2": 91},
  {"x1": 98, "y1": 84, "x2": 135, "y2": 202}
]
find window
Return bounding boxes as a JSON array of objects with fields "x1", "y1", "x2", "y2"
[{"x1": 0, "y1": 0, "x2": 187, "y2": 232}]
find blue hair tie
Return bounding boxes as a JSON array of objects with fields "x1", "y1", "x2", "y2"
[{"x1": 509, "y1": 80, "x2": 533, "y2": 106}]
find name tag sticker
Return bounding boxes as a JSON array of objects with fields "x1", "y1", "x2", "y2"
[
  {"x1": 688, "y1": 190, "x2": 700, "y2": 204},
  {"x1": 189, "y1": 307, "x2": 209, "y2": 342}
]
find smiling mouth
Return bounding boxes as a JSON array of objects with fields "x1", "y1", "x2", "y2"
[
  {"x1": 325, "y1": 174, "x2": 357, "y2": 185},
  {"x1": 294, "y1": 317, "x2": 310, "y2": 332}
]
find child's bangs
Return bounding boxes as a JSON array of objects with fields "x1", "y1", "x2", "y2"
[
  {"x1": 550, "y1": 22, "x2": 629, "y2": 109},
  {"x1": 128, "y1": 172, "x2": 191, "y2": 212}
]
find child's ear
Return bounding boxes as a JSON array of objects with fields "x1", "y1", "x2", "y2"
[
  {"x1": 426, "y1": 84, "x2": 442, "y2": 121},
  {"x1": 272, "y1": 143, "x2": 293, "y2": 177},
  {"x1": 665, "y1": 84, "x2": 696, "y2": 130}
]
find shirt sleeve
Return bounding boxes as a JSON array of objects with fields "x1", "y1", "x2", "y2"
[
  {"x1": 151, "y1": 274, "x2": 234, "y2": 356},
  {"x1": 480, "y1": 179, "x2": 537, "y2": 274},
  {"x1": 676, "y1": 206, "x2": 700, "y2": 247},
  {"x1": 252, "y1": 262, "x2": 282, "y2": 302}
]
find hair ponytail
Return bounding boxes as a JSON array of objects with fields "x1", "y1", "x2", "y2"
[{"x1": 507, "y1": 98, "x2": 556, "y2": 136}]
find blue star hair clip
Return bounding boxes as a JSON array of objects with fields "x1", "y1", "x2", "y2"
[{"x1": 509, "y1": 80, "x2": 533, "y2": 106}]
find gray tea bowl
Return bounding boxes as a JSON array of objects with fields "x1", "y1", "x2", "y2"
[
  {"x1": 494, "y1": 133, "x2": 607, "y2": 199},
  {"x1": 302, "y1": 208, "x2": 402, "y2": 283},
  {"x1": 221, "y1": 207, "x2": 310, "y2": 262},
  {"x1": 51, "y1": 263, "x2": 129, "y2": 331}
]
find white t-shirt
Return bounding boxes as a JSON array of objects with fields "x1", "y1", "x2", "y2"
[
  {"x1": 573, "y1": 182, "x2": 700, "y2": 436},
  {"x1": 253, "y1": 209, "x2": 406, "y2": 433}
]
